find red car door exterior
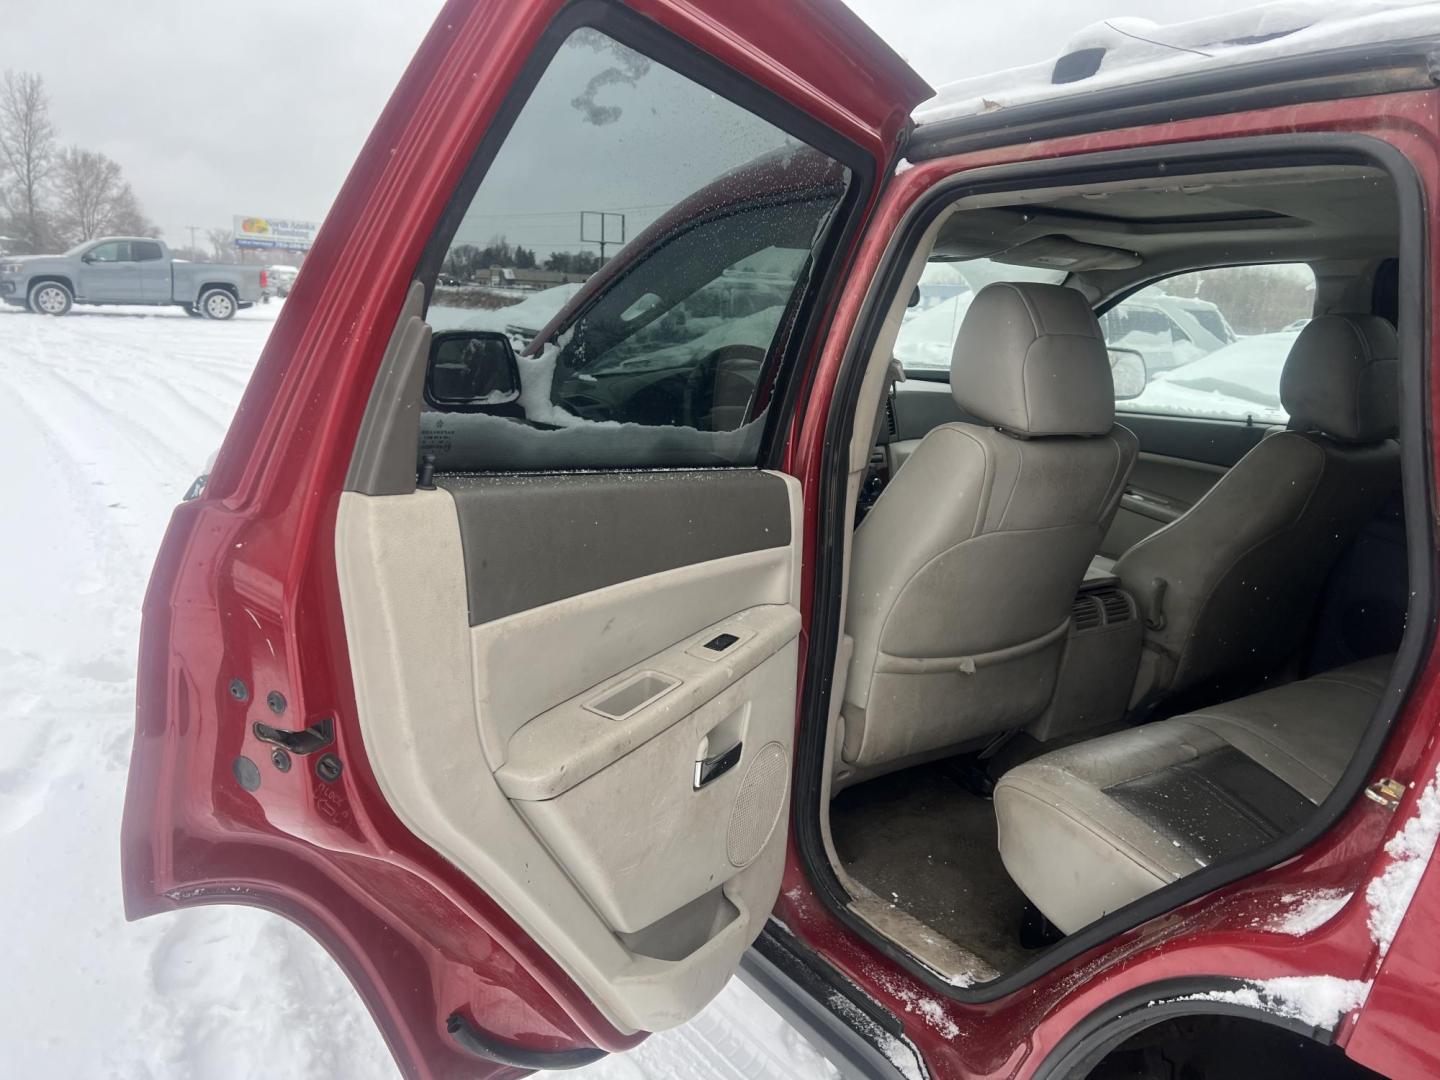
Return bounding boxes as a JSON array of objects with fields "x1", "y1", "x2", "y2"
[{"x1": 119, "y1": 2, "x2": 928, "y2": 1078}]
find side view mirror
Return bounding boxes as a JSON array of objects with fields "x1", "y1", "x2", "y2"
[
  {"x1": 426, "y1": 330, "x2": 521, "y2": 409},
  {"x1": 81, "y1": 252, "x2": 96, "y2": 263},
  {"x1": 1109, "y1": 346, "x2": 1148, "y2": 400}
]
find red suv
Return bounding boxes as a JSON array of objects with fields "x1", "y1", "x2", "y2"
[{"x1": 122, "y1": 2, "x2": 1440, "y2": 1077}]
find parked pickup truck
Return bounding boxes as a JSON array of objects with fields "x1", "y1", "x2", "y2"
[{"x1": 0, "y1": 236, "x2": 266, "y2": 319}]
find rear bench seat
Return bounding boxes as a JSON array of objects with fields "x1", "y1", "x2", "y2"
[{"x1": 993, "y1": 655, "x2": 1392, "y2": 934}]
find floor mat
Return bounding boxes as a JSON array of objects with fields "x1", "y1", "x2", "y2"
[{"x1": 829, "y1": 761, "x2": 1032, "y2": 973}]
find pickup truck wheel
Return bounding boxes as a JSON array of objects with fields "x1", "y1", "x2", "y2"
[
  {"x1": 198, "y1": 288, "x2": 237, "y2": 320},
  {"x1": 29, "y1": 281, "x2": 73, "y2": 316}
]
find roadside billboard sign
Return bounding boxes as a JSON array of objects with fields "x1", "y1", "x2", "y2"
[{"x1": 233, "y1": 215, "x2": 318, "y2": 252}]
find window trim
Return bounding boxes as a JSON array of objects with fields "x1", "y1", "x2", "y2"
[{"x1": 410, "y1": 0, "x2": 876, "y2": 473}]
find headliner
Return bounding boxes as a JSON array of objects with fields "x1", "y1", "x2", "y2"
[{"x1": 934, "y1": 165, "x2": 1398, "y2": 283}]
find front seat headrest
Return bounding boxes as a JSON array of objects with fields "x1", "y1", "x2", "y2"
[
  {"x1": 1280, "y1": 314, "x2": 1398, "y2": 443},
  {"x1": 952, "y1": 282, "x2": 1114, "y2": 437}
]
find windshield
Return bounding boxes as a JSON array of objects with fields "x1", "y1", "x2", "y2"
[{"x1": 896, "y1": 259, "x2": 1067, "y2": 374}]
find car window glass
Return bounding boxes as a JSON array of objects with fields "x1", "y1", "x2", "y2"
[
  {"x1": 87, "y1": 241, "x2": 130, "y2": 262},
  {"x1": 895, "y1": 258, "x2": 1067, "y2": 375},
  {"x1": 1110, "y1": 263, "x2": 1315, "y2": 423},
  {"x1": 132, "y1": 241, "x2": 163, "y2": 262},
  {"x1": 421, "y1": 27, "x2": 852, "y2": 470}
]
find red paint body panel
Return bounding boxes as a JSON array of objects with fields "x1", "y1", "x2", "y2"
[
  {"x1": 1347, "y1": 834, "x2": 1440, "y2": 1078},
  {"x1": 777, "y1": 88, "x2": 1440, "y2": 1078},
  {"x1": 119, "y1": 2, "x2": 924, "y2": 1078}
]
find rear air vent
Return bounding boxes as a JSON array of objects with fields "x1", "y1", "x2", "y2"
[
  {"x1": 1072, "y1": 594, "x2": 1103, "y2": 631},
  {"x1": 885, "y1": 399, "x2": 898, "y2": 439},
  {"x1": 1072, "y1": 587, "x2": 1136, "y2": 632},
  {"x1": 1098, "y1": 587, "x2": 1134, "y2": 624}
]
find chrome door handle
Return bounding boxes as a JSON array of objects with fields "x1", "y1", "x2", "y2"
[{"x1": 694, "y1": 741, "x2": 742, "y2": 789}]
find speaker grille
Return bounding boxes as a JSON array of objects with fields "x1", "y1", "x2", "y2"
[{"x1": 727, "y1": 741, "x2": 788, "y2": 868}]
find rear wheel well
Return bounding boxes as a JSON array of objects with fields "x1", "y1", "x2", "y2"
[
  {"x1": 1035, "y1": 980, "x2": 1378, "y2": 1080},
  {"x1": 198, "y1": 281, "x2": 238, "y2": 300},
  {"x1": 1079, "y1": 1013, "x2": 1381, "y2": 1080}
]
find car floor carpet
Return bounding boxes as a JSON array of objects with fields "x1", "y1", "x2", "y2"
[{"x1": 829, "y1": 760, "x2": 1032, "y2": 974}]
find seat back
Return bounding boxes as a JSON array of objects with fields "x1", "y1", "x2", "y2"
[
  {"x1": 1116, "y1": 315, "x2": 1401, "y2": 708},
  {"x1": 841, "y1": 282, "x2": 1137, "y2": 779}
]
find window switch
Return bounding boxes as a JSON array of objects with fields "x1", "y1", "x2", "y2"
[{"x1": 703, "y1": 632, "x2": 739, "y2": 653}]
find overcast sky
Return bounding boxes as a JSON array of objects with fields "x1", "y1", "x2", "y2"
[{"x1": 0, "y1": 0, "x2": 1262, "y2": 249}]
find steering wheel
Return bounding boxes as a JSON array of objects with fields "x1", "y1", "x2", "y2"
[{"x1": 681, "y1": 343, "x2": 768, "y2": 430}]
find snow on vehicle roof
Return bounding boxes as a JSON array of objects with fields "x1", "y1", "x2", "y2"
[{"x1": 913, "y1": 0, "x2": 1440, "y2": 127}]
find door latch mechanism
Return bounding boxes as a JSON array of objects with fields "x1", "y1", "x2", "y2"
[
  {"x1": 1364, "y1": 777, "x2": 1406, "y2": 810},
  {"x1": 253, "y1": 716, "x2": 335, "y2": 756}
]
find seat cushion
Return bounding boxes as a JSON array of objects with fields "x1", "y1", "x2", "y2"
[{"x1": 993, "y1": 655, "x2": 1392, "y2": 934}]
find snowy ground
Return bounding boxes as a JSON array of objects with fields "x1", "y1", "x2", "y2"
[{"x1": 0, "y1": 301, "x2": 835, "y2": 1079}]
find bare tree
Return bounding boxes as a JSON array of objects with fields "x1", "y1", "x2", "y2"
[
  {"x1": 207, "y1": 228, "x2": 234, "y2": 261},
  {"x1": 51, "y1": 145, "x2": 156, "y2": 245},
  {"x1": 0, "y1": 70, "x2": 56, "y2": 252}
]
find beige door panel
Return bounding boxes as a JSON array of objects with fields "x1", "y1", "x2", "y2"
[{"x1": 335, "y1": 475, "x2": 802, "y2": 1035}]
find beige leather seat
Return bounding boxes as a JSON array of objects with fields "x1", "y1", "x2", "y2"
[
  {"x1": 840, "y1": 282, "x2": 1137, "y2": 781},
  {"x1": 994, "y1": 654, "x2": 1391, "y2": 933},
  {"x1": 1116, "y1": 315, "x2": 1400, "y2": 710}
]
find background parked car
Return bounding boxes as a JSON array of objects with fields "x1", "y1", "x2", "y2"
[
  {"x1": 1099, "y1": 290, "x2": 1234, "y2": 374},
  {"x1": 265, "y1": 264, "x2": 299, "y2": 298},
  {"x1": 0, "y1": 237, "x2": 265, "y2": 318}
]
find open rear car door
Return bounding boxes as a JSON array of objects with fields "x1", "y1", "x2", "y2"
[{"x1": 121, "y1": 1, "x2": 931, "y2": 1076}]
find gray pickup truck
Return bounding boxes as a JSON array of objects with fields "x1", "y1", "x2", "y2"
[{"x1": 0, "y1": 236, "x2": 266, "y2": 319}]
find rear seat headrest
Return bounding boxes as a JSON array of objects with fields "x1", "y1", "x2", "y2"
[
  {"x1": 952, "y1": 282, "x2": 1114, "y2": 437},
  {"x1": 1280, "y1": 314, "x2": 1398, "y2": 443}
]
